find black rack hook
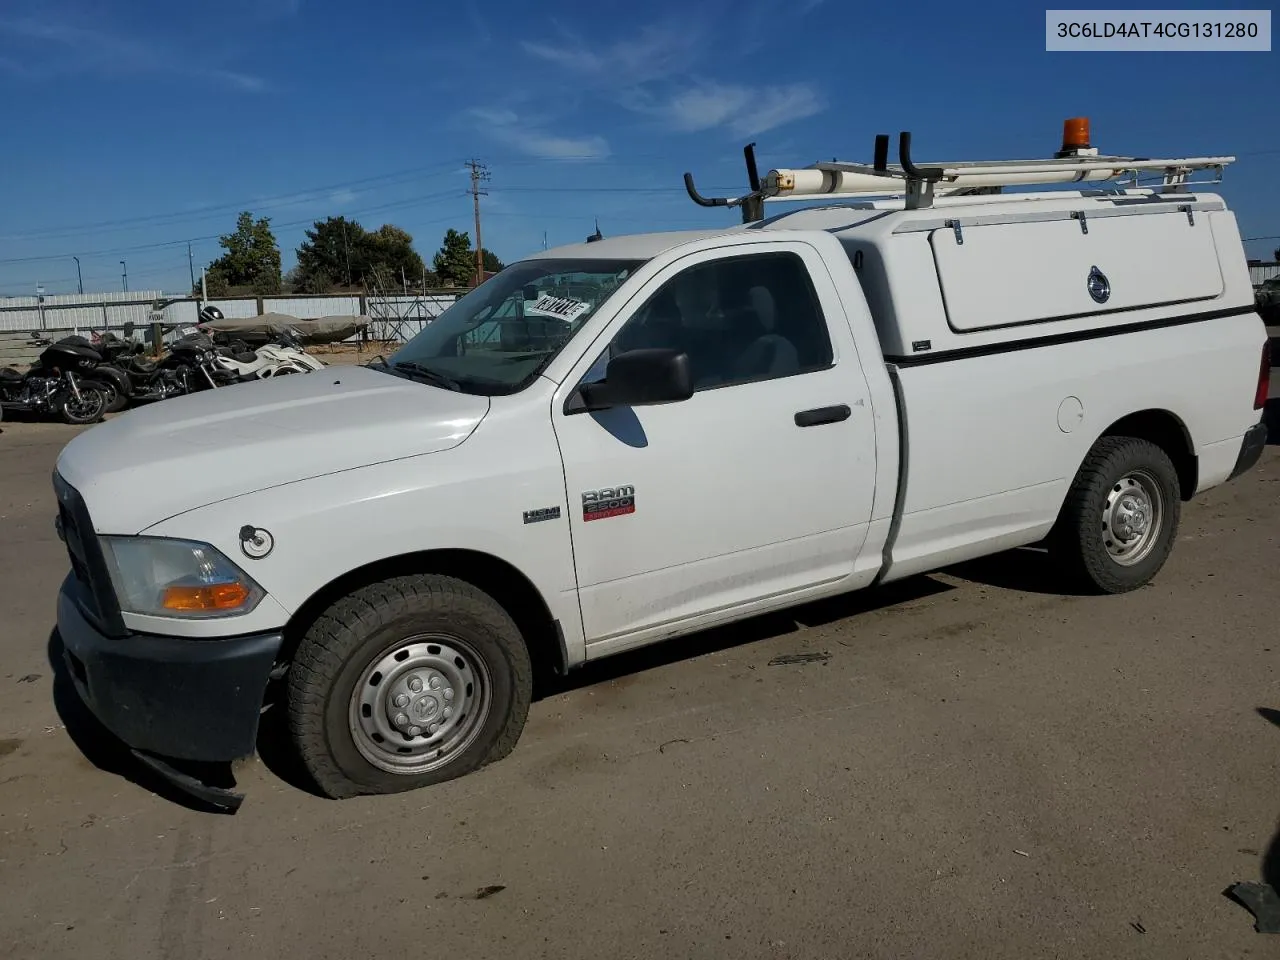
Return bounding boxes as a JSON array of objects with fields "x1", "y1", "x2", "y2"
[
  {"x1": 873, "y1": 134, "x2": 890, "y2": 172},
  {"x1": 683, "y1": 172, "x2": 732, "y2": 208},
  {"x1": 898, "y1": 132, "x2": 944, "y2": 182},
  {"x1": 744, "y1": 142, "x2": 762, "y2": 192},
  {"x1": 684, "y1": 142, "x2": 766, "y2": 223}
]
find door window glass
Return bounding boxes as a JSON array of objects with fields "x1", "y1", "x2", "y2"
[{"x1": 587, "y1": 251, "x2": 834, "y2": 391}]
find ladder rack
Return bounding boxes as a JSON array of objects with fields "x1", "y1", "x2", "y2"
[{"x1": 684, "y1": 122, "x2": 1235, "y2": 220}]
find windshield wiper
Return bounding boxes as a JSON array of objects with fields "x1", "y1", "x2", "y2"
[{"x1": 392, "y1": 361, "x2": 463, "y2": 392}]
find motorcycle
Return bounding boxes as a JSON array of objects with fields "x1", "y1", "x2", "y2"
[
  {"x1": 44, "y1": 333, "x2": 134, "y2": 414},
  {"x1": 157, "y1": 330, "x2": 231, "y2": 392},
  {"x1": 161, "y1": 325, "x2": 323, "y2": 392},
  {"x1": 90, "y1": 326, "x2": 195, "y2": 407},
  {"x1": 0, "y1": 338, "x2": 111, "y2": 424},
  {"x1": 209, "y1": 327, "x2": 325, "y2": 380}
]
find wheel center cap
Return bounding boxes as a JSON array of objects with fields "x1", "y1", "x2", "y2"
[{"x1": 412, "y1": 696, "x2": 440, "y2": 720}]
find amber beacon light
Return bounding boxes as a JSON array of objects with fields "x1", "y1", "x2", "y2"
[{"x1": 1059, "y1": 116, "x2": 1092, "y2": 154}]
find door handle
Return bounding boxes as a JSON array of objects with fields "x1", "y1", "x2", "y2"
[{"x1": 794, "y1": 404, "x2": 851, "y2": 427}]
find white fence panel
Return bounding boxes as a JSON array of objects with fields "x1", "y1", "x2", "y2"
[
  {"x1": 263, "y1": 295, "x2": 363, "y2": 316},
  {"x1": 1251, "y1": 263, "x2": 1280, "y2": 287}
]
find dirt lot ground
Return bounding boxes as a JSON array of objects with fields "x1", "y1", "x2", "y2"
[{"x1": 1, "y1": 398, "x2": 1278, "y2": 960}]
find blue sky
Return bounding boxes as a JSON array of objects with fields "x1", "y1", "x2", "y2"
[{"x1": 0, "y1": 0, "x2": 1276, "y2": 297}]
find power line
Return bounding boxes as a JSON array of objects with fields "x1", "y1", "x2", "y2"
[
  {"x1": 0, "y1": 189, "x2": 467, "y2": 266},
  {"x1": 0, "y1": 160, "x2": 468, "y2": 245}
]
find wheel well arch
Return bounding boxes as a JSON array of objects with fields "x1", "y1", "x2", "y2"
[
  {"x1": 278, "y1": 549, "x2": 568, "y2": 685},
  {"x1": 1096, "y1": 408, "x2": 1197, "y2": 500}
]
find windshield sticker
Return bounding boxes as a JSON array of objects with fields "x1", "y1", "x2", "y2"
[{"x1": 526, "y1": 294, "x2": 590, "y2": 323}]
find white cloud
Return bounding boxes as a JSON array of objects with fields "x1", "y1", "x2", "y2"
[
  {"x1": 0, "y1": 15, "x2": 268, "y2": 91},
  {"x1": 521, "y1": 19, "x2": 705, "y2": 87},
  {"x1": 519, "y1": 133, "x2": 611, "y2": 160},
  {"x1": 519, "y1": 14, "x2": 827, "y2": 139},
  {"x1": 472, "y1": 107, "x2": 520, "y2": 127},
  {"x1": 666, "y1": 84, "x2": 753, "y2": 132},
  {"x1": 469, "y1": 107, "x2": 610, "y2": 160},
  {"x1": 729, "y1": 84, "x2": 825, "y2": 136}
]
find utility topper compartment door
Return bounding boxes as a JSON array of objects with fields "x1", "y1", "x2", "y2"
[{"x1": 930, "y1": 209, "x2": 1225, "y2": 332}]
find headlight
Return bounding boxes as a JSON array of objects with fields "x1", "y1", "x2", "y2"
[{"x1": 99, "y1": 536, "x2": 265, "y2": 619}]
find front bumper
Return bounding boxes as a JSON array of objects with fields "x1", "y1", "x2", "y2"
[
  {"x1": 57, "y1": 576, "x2": 283, "y2": 804},
  {"x1": 1228, "y1": 419, "x2": 1268, "y2": 482}
]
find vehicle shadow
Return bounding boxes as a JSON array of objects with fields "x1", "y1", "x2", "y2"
[
  {"x1": 254, "y1": 690, "x2": 327, "y2": 799},
  {"x1": 45, "y1": 628, "x2": 238, "y2": 814},
  {"x1": 940, "y1": 545, "x2": 1099, "y2": 597},
  {"x1": 535, "y1": 574, "x2": 956, "y2": 699},
  {"x1": 1222, "y1": 707, "x2": 1280, "y2": 931},
  {"x1": 1258, "y1": 708, "x2": 1280, "y2": 892},
  {"x1": 249, "y1": 575, "x2": 960, "y2": 798}
]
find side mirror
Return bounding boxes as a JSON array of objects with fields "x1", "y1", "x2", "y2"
[{"x1": 576, "y1": 348, "x2": 693, "y2": 412}]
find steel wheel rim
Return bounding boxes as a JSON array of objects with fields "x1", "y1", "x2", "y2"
[
  {"x1": 348, "y1": 633, "x2": 492, "y2": 775},
  {"x1": 1101, "y1": 469, "x2": 1164, "y2": 567}
]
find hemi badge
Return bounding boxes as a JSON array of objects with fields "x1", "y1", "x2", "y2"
[{"x1": 523, "y1": 506, "x2": 561, "y2": 525}]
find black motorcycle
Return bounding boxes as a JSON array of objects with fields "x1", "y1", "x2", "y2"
[
  {"x1": 0, "y1": 339, "x2": 111, "y2": 425},
  {"x1": 158, "y1": 330, "x2": 233, "y2": 392},
  {"x1": 53, "y1": 334, "x2": 133, "y2": 414},
  {"x1": 91, "y1": 327, "x2": 195, "y2": 406}
]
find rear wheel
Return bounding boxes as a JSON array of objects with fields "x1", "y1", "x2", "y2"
[
  {"x1": 97, "y1": 379, "x2": 127, "y2": 413},
  {"x1": 286, "y1": 574, "x2": 532, "y2": 799},
  {"x1": 1049, "y1": 436, "x2": 1181, "y2": 594}
]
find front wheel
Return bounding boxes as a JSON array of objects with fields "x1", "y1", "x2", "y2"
[
  {"x1": 286, "y1": 574, "x2": 532, "y2": 799},
  {"x1": 1048, "y1": 436, "x2": 1181, "y2": 594},
  {"x1": 57, "y1": 383, "x2": 108, "y2": 425}
]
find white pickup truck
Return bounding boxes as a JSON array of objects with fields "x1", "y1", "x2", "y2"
[{"x1": 52, "y1": 127, "x2": 1271, "y2": 808}]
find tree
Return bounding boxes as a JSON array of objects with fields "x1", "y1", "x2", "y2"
[
  {"x1": 429, "y1": 228, "x2": 504, "y2": 287},
  {"x1": 294, "y1": 217, "x2": 428, "y2": 292},
  {"x1": 433, "y1": 228, "x2": 477, "y2": 287},
  {"x1": 197, "y1": 211, "x2": 282, "y2": 296},
  {"x1": 295, "y1": 215, "x2": 364, "y2": 291},
  {"x1": 1273, "y1": 246, "x2": 1279, "y2": 263},
  {"x1": 367, "y1": 224, "x2": 427, "y2": 289}
]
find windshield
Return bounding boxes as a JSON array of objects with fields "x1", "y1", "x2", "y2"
[{"x1": 381, "y1": 257, "x2": 645, "y2": 395}]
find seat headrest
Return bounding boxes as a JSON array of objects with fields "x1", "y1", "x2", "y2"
[{"x1": 747, "y1": 285, "x2": 777, "y2": 331}]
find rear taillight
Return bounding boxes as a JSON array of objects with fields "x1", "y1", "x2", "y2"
[{"x1": 1256, "y1": 340, "x2": 1272, "y2": 411}]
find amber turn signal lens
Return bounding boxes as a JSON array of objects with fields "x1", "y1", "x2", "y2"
[
  {"x1": 1061, "y1": 116, "x2": 1091, "y2": 151},
  {"x1": 161, "y1": 581, "x2": 251, "y2": 612}
]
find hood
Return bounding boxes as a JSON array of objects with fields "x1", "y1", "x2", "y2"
[{"x1": 55, "y1": 365, "x2": 490, "y2": 533}]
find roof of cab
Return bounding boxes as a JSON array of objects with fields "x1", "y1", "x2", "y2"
[{"x1": 523, "y1": 229, "x2": 741, "y2": 263}]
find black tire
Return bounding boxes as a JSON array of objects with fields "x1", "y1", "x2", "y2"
[
  {"x1": 57, "y1": 384, "x2": 108, "y2": 425},
  {"x1": 98, "y1": 380, "x2": 127, "y2": 413},
  {"x1": 286, "y1": 574, "x2": 532, "y2": 799},
  {"x1": 1049, "y1": 436, "x2": 1181, "y2": 594}
]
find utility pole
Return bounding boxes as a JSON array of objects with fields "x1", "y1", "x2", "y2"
[
  {"x1": 73, "y1": 256, "x2": 83, "y2": 294},
  {"x1": 187, "y1": 242, "x2": 196, "y2": 292},
  {"x1": 120, "y1": 260, "x2": 128, "y2": 292},
  {"x1": 466, "y1": 159, "x2": 490, "y2": 286}
]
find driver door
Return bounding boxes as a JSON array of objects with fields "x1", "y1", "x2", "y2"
[{"x1": 552, "y1": 241, "x2": 879, "y2": 649}]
